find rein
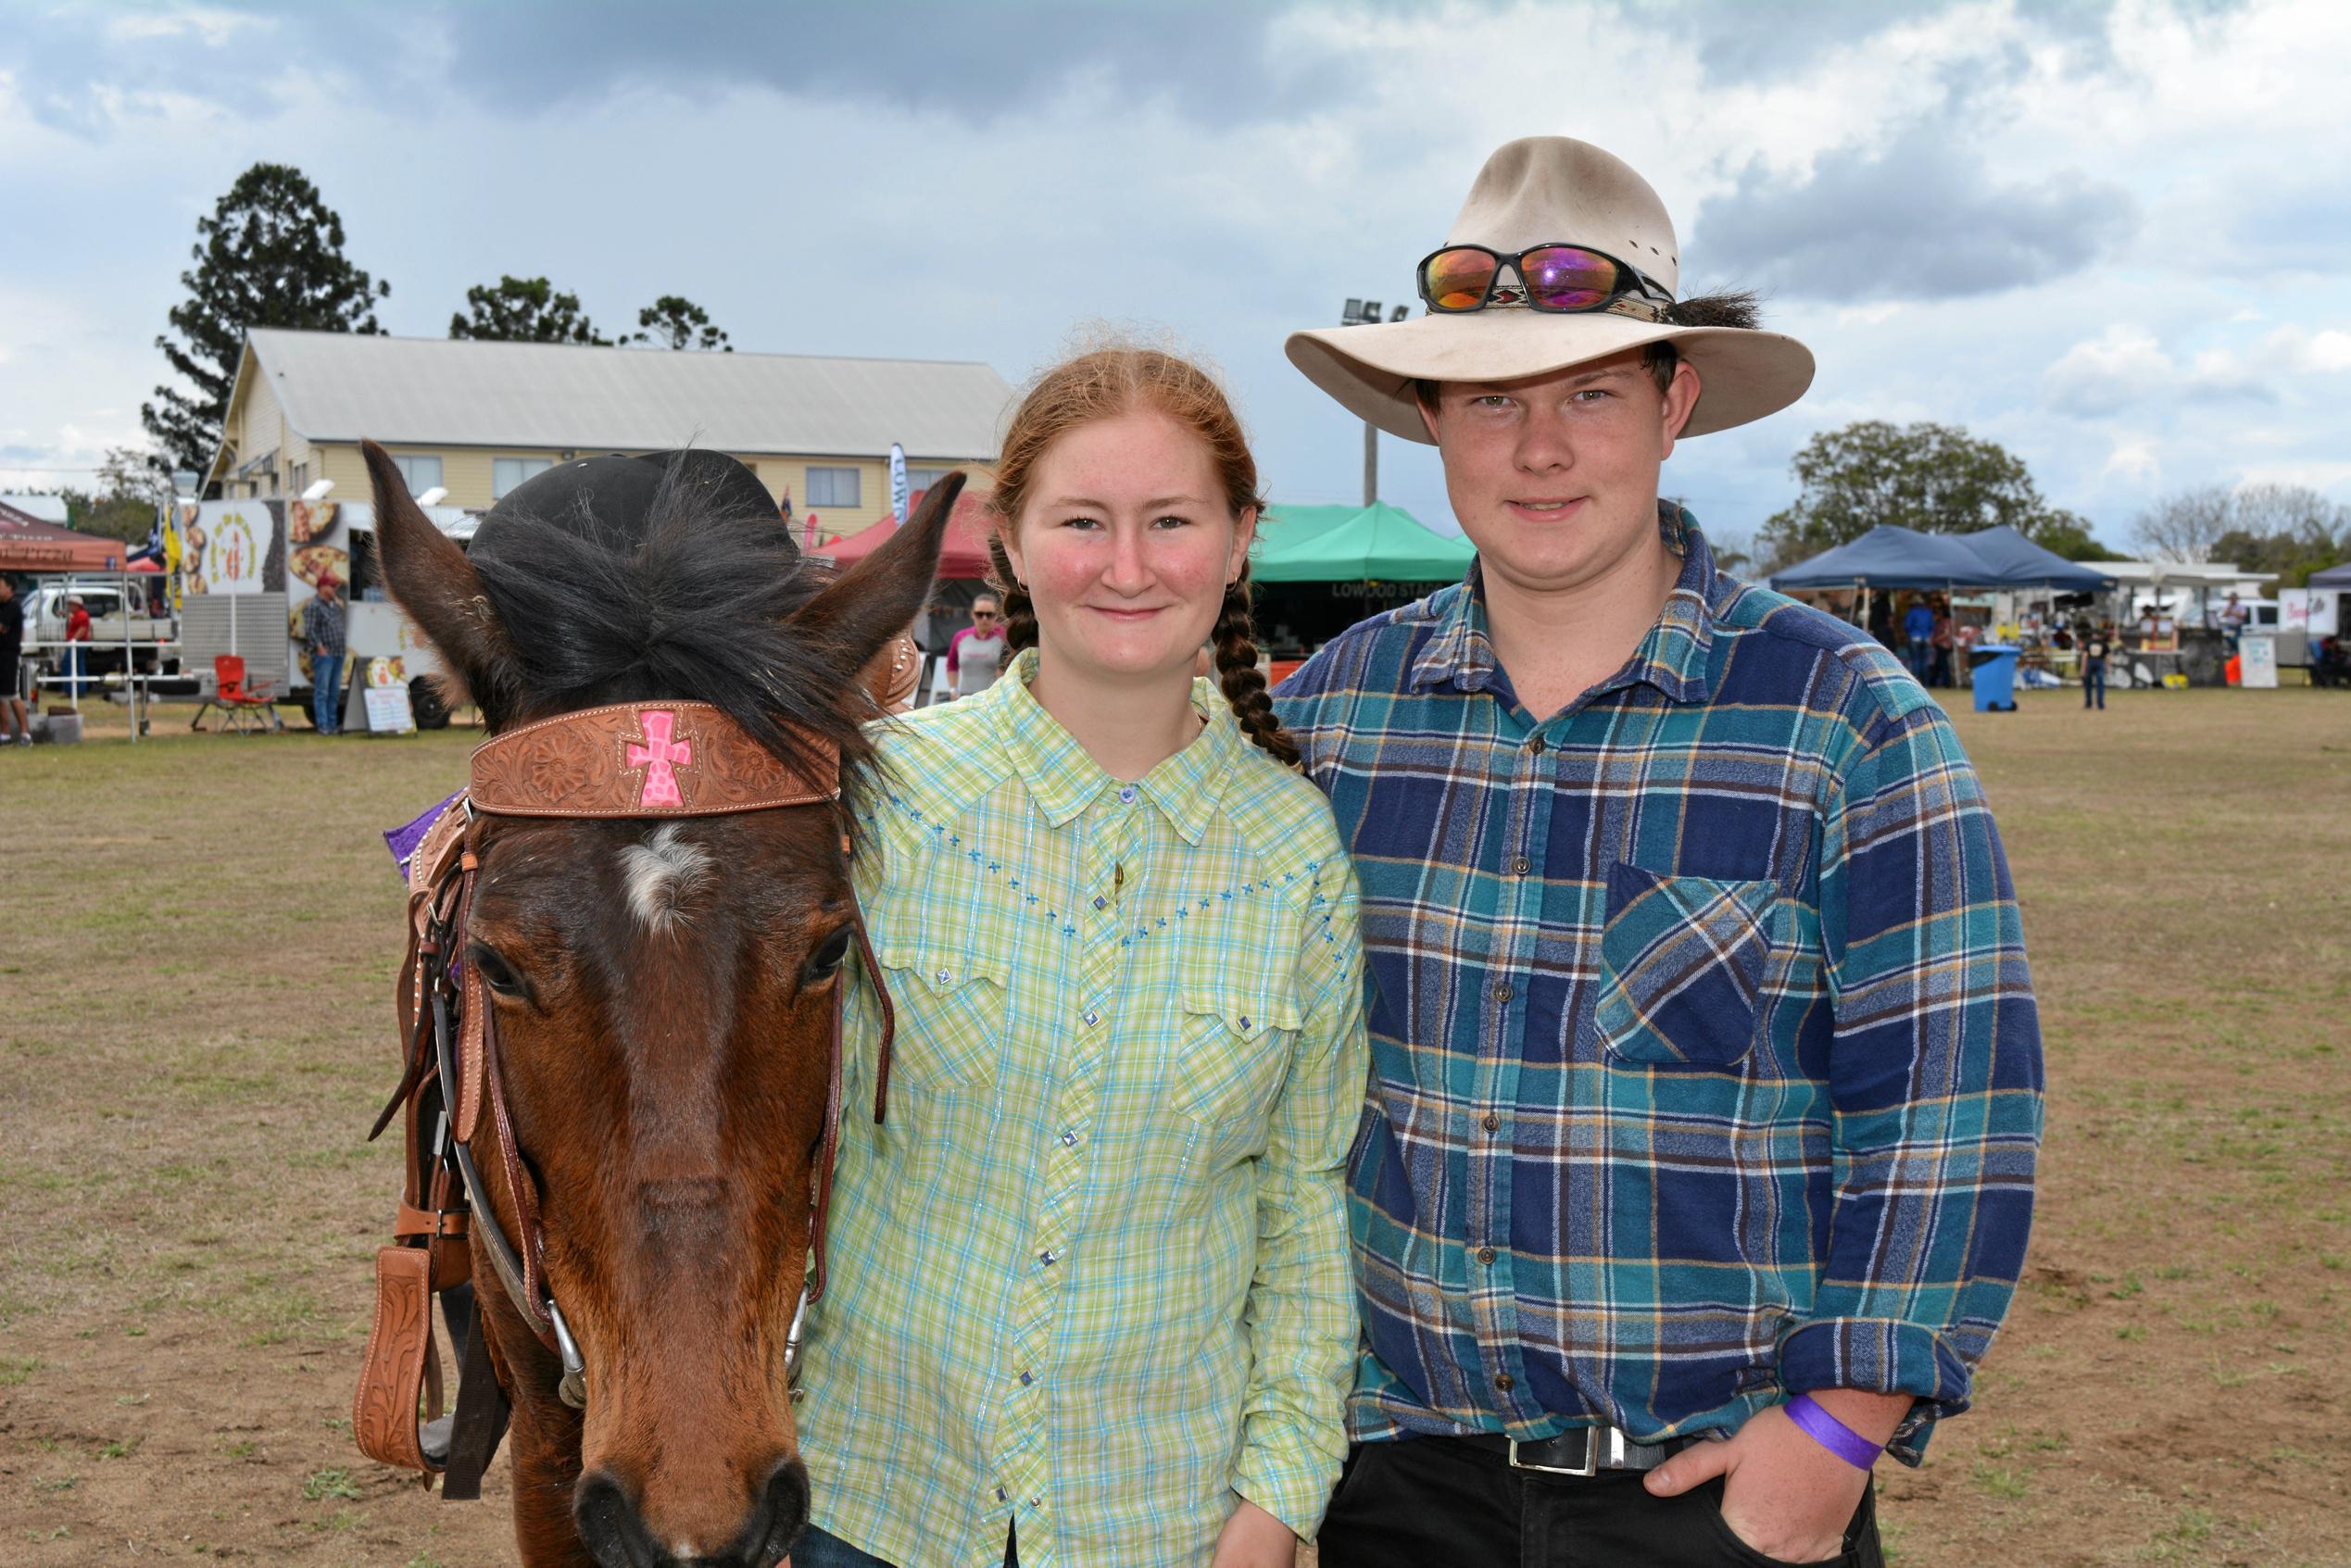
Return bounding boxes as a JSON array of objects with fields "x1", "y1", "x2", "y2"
[{"x1": 355, "y1": 699, "x2": 896, "y2": 1495}]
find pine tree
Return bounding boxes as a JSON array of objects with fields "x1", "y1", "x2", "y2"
[
  {"x1": 626, "y1": 295, "x2": 732, "y2": 351},
  {"x1": 142, "y1": 164, "x2": 390, "y2": 477},
  {"x1": 449, "y1": 276, "x2": 608, "y2": 344}
]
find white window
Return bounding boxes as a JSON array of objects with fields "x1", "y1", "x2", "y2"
[
  {"x1": 808, "y1": 466, "x2": 861, "y2": 508},
  {"x1": 394, "y1": 454, "x2": 445, "y2": 495},
  {"x1": 905, "y1": 465, "x2": 955, "y2": 492},
  {"x1": 494, "y1": 457, "x2": 553, "y2": 499}
]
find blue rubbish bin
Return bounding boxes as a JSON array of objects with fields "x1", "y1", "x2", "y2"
[{"x1": 1968, "y1": 644, "x2": 2020, "y2": 711}]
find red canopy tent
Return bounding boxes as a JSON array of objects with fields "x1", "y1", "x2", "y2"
[
  {"x1": 817, "y1": 488, "x2": 995, "y2": 578},
  {"x1": 0, "y1": 501, "x2": 127, "y2": 572}
]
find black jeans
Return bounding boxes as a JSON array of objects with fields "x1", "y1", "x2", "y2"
[{"x1": 1315, "y1": 1436, "x2": 1884, "y2": 1568}]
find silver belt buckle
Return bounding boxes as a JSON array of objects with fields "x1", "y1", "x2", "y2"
[{"x1": 1508, "y1": 1429, "x2": 1607, "y2": 1477}]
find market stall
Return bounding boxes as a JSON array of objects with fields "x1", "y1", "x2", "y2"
[
  {"x1": 1772, "y1": 524, "x2": 2122, "y2": 688},
  {"x1": 1248, "y1": 502, "x2": 1473, "y2": 671}
]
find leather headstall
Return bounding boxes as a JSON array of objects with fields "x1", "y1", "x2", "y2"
[{"x1": 355, "y1": 700, "x2": 898, "y2": 1497}]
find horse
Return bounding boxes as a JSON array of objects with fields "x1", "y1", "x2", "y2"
[{"x1": 362, "y1": 439, "x2": 951, "y2": 1567}]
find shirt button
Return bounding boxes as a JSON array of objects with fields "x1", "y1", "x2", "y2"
[
  {"x1": 1018, "y1": 1370, "x2": 1034, "y2": 1386},
  {"x1": 1511, "y1": 856, "x2": 1531, "y2": 876},
  {"x1": 1092, "y1": 896, "x2": 1107, "y2": 909},
  {"x1": 1082, "y1": 1010, "x2": 1100, "y2": 1027},
  {"x1": 997, "y1": 1486, "x2": 1008, "y2": 1502},
  {"x1": 1492, "y1": 981, "x2": 1514, "y2": 1003},
  {"x1": 1477, "y1": 1245, "x2": 1497, "y2": 1265},
  {"x1": 1481, "y1": 1111, "x2": 1501, "y2": 1132},
  {"x1": 935, "y1": 969, "x2": 951, "y2": 985},
  {"x1": 1527, "y1": 736, "x2": 1546, "y2": 756},
  {"x1": 1118, "y1": 785, "x2": 1138, "y2": 804},
  {"x1": 1061, "y1": 1128, "x2": 1078, "y2": 1147},
  {"x1": 1494, "y1": 1373, "x2": 1515, "y2": 1392},
  {"x1": 1039, "y1": 1248, "x2": 1060, "y2": 1266}
]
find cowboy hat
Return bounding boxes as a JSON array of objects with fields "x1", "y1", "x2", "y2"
[{"x1": 1287, "y1": 136, "x2": 1814, "y2": 442}]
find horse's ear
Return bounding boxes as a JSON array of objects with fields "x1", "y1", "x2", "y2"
[
  {"x1": 362, "y1": 440, "x2": 522, "y2": 724},
  {"x1": 792, "y1": 471, "x2": 961, "y2": 680}
]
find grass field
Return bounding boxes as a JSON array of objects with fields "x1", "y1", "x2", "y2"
[{"x1": 3, "y1": 688, "x2": 2348, "y2": 1566}]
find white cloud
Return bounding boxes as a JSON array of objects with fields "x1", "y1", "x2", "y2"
[{"x1": 104, "y1": 7, "x2": 268, "y2": 47}]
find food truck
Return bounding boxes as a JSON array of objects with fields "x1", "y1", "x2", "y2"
[{"x1": 171, "y1": 495, "x2": 472, "y2": 729}]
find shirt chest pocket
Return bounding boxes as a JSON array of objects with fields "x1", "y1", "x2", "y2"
[
  {"x1": 1171, "y1": 974, "x2": 1301, "y2": 1172},
  {"x1": 876, "y1": 944, "x2": 1007, "y2": 1095},
  {"x1": 1596, "y1": 861, "x2": 1782, "y2": 1069}
]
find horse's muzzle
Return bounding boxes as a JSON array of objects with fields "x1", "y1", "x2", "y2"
[{"x1": 575, "y1": 1457, "x2": 809, "y2": 1568}]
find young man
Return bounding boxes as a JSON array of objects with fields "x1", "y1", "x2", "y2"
[{"x1": 1276, "y1": 137, "x2": 2043, "y2": 1567}]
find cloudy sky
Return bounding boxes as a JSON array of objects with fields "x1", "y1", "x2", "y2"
[{"x1": 6, "y1": 0, "x2": 2347, "y2": 554}]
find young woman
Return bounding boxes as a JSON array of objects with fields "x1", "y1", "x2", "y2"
[{"x1": 791, "y1": 347, "x2": 1368, "y2": 1568}]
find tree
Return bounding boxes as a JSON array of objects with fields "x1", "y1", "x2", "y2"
[
  {"x1": 2034, "y1": 508, "x2": 2128, "y2": 562},
  {"x1": 2133, "y1": 482, "x2": 2350, "y2": 582},
  {"x1": 63, "y1": 445, "x2": 175, "y2": 544},
  {"x1": 1756, "y1": 420, "x2": 2102, "y2": 571},
  {"x1": 2130, "y1": 484, "x2": 2233, "y2": 563},
  {"x1": 625, "y1": 295, "x2": 732, "y2": 351},
  {"x1": 142, "y1": 163, "x2": 391, "y2": 476},
  {"x1": 449, "y1": 276, "x2": 609, "y2": 344}
]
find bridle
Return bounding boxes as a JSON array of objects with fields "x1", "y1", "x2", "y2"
[{"x1": 356, "y1": 699, "x2": 895, "y2": 1496}]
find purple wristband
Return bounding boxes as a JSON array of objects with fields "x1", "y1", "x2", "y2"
[{"x1": 1783, "y1": 1394, "x2": 1881, "y2": 1470}]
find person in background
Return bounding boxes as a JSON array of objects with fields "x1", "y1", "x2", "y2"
[
  {"x1": 2081, "y1": 620, "x2": 2109, "y2": 710},
  {"x1": 946, "y1": 590, "x2": 1009, "y2": 698},
  {"x1": 63, "y1": 594, "x2": 92, "y2": 696},
  {"x1": 303, "y1": 574, "x2": 346, "y2": 735},
  {"x1": 2219, "y1": 590, "x2": 2250, "y2": 649},
  {"x1": 1903, "y1": 593, "x2": 1935, "y2": 681},
  {"x1": 0, "y1": 575, "x2": 29, "y2": 746},
  {"x1": 1929, "y1": 597, "x2": 1955, "y2": 688}
]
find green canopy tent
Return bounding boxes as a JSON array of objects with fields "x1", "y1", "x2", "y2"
[
  {"x1": 1252, "y1": 501, "x2": 1474, "y2": 583},
  {"x1": 1248, "y1": 502, "x2": 1474, "y2": 663},
  {"x1": 1251, "y1": 502, "x2": 1362, "y2": 559}
]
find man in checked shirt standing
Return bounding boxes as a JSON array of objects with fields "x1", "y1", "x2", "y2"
[{"x1": 1275, "y1": 138, "x2": 2043, "y2": 1567}]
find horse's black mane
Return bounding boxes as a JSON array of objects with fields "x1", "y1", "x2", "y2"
[{"x1": 465, "y1": 456, "x2": 870, "y2": 792}]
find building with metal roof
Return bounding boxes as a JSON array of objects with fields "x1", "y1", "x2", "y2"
[{"x1": 205, "y1": 329, "x2": 1013, "y2": 542}]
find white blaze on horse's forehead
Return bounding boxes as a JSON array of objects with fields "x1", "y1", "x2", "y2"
[{"x1": 619, "y1": 823, "x2": 710, "y2": 933}]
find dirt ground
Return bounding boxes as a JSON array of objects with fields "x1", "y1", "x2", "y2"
[{"x1": 3, "y1": 687, "x2": 2348, "y2": 1566}]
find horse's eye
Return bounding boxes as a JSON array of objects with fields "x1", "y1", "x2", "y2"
[
  {"x1": 467, "y1": 943, "x2": 527, "y2": 998},
  {"x1": 804, "y1": 927, "x2": 854, "y2": 983}
]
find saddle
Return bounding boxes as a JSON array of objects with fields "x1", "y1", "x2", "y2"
[{"x1": 353, "y1": 638, "x2": 917, "y2": 1495}]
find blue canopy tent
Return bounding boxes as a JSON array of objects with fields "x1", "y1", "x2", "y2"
[
  {"x1": 1770, "y1": 523, "x2": 2116, "y2": 591},
  {"x1": 2309, "y1": 560, "x2": 2351, "y2": 589}
]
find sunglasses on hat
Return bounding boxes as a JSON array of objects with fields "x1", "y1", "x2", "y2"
[{"x1": 1416, "y1": 243, "x2": 1673, "y2": 320}]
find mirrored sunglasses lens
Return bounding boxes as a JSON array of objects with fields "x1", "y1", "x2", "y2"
[
  {"x1": 1518, "y1": 245, "x2": 1621, "y2": 310},
  {"x1": 1424, "y1": 248, "x2": 1498, "y2": 311}
]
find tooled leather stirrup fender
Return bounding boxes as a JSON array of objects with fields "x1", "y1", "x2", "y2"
[{"x1": 355, "y1": 1247, "x2": 440, "y2": 1474}]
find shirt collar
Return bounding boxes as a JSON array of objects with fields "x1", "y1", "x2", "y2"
[
  {"x1": 1408, "y1": 501, "x2": 1719, "y2": 706},
  {"x1": 989, "y1": 647, "x2": 1241, "y2": 846}
]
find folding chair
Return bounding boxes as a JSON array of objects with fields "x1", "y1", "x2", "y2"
[
  {"x1": 921, "y1": 655, "x2": 954, "y2": 706},
  {"x1": 191, "y1": 654, "x2": 285, "y2": 734}
]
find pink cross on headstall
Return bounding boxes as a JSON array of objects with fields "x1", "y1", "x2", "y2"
[{"x1": 626, "y1": 710, "x2": 693, "y2": 808}]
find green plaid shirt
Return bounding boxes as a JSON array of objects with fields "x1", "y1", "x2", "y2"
[{"x1": 796, "y1": 650, "x2": 1368, "y2": 1568}]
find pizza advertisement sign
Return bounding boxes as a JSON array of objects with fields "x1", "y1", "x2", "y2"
[{"x1": 178, "y1": 500, "x2": 282, "y2": 596}]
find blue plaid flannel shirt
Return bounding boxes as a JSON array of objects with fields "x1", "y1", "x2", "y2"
[{"x1": 1272, "y1": 507, "x2": 2043, "y2": 1462}]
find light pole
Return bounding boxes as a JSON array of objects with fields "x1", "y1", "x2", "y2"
[{"x1": 1339, "y1": 299, "x2": 1412, "y2": 506}]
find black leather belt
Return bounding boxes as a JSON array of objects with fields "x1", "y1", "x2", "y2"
[{"x1": 1456, "y1": 1426, "x2": 1688, "y2": 1477}]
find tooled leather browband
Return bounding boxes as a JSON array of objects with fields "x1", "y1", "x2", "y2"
[{"x1": 469, "y1": 701, "x2": 838, "y2": 819}]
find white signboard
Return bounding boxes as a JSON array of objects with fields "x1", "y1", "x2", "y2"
[
  {"x1": 2307, "y1": 589, "x2": 2340, "y2": 637},
  {"x1": 2241, "y1": 633, "x2": 2279, "y2": 688},
  {"x1": 183, "y1": 501, "x2": 276, "y2": 595},
  {"x1": 364, "y1": 685, "x2": 417, "y2": 734}
]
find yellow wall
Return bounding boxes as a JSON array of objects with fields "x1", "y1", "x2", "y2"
[{"x1": 297, "y1": 445, "x2": 988, "y2": 539}]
